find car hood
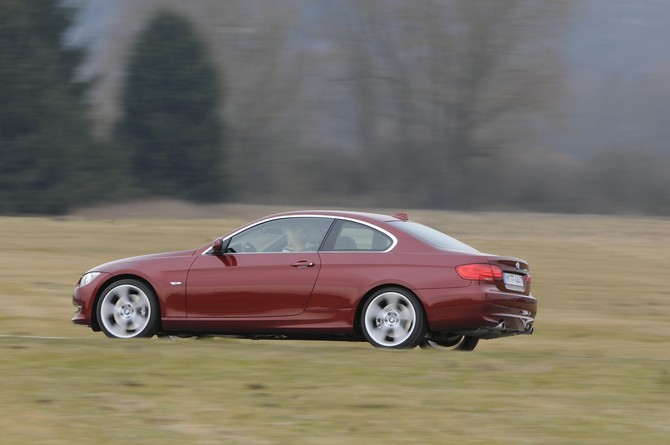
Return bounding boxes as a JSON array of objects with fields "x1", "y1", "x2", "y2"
[{"x1": 90, "y1": 249, "x2": 197, "y2": 273}]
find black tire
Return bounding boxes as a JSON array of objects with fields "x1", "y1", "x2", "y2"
[
  {"x1": 96, "y1": 279, "x2": 160, "y2": 339},
  {"x1": 420, "y1": 336, "x2": 479, "y2": 351},
  {"x1": 361, "y1": 287, "x2": 426, "y2": 349}
]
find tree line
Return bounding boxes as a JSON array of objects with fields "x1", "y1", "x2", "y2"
[
  {"x1": 1, "y1": 1, "x2": 224, "y2": 214},
  {"x1": 2, "y1": 0, "x2": 669, "y2": 215}
]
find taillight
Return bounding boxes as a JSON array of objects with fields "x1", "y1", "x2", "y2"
[{"x1": 456, "y1": 263, "x2": 503, "y2": 283}]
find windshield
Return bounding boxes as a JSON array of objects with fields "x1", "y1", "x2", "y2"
[{"x1": 390, "y1": 221, "x2": 479, "y2": 253}]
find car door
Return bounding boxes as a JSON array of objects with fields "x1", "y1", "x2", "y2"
[
  {"x1": 311, "y1": 219, "x2": 396, "y2": 308},
  {"x1": 186, "y1": 217, "x2": 334, "y2": 318}
]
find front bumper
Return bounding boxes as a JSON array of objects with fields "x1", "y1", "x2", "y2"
[{"x1": 71, "y1": 272, "x2": 111, "y2": 327}]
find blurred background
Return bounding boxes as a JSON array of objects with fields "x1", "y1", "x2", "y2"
[{"x1": 2, "y1": 0, "x2": 670, "y2": 215}]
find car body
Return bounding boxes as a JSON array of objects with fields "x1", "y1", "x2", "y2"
[{"x1": 72, "y1": 210, "x2": 537, "y2": 350}]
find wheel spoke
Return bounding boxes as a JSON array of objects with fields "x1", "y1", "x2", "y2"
[
  {"x1": 115, "y1": 286, "x2": 132, "y2": 306},
  {"x1": 375, "y1": 301, "x2": 389, "y2": 315},
  {"x1": 397, "y1": 304, "x2": 413, "y2": 323},
  {"x1": 385, "y1": 327, "x2": 397, "y2": 342},
  {"x1": 125, "y1": 318, "x2": 136, "y2": 333},
  {"x1": 129, "y1": 308, "x2": 148, "y2": 328},
  {"x1": 100, "y1": 298, "x2": 117, "y2": 322},
  {"x1": 382, "y1": 293, "x2": 400, "y2": 309}
]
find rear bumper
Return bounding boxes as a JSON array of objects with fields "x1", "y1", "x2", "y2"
[
  {"x1": 482, "y1": 289, "x2": 536, "y2": 333},
  {"x1": 419, "y1": 285, "x2": 537, "y2": 338}
]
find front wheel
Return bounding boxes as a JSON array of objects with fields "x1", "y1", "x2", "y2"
[
  {"x1": 96, "y1": 279, "x2": 159, "y2": 339},
  {"x1": 361, "y1": 287, "x2": 426, "y2": 349}
]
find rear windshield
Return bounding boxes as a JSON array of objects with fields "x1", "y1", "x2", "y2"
[{"x1": 389, "y1": 221, "x2": 479, "y2": 253}]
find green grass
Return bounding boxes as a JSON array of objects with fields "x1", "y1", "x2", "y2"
[{"x1": 1, "y1": 207, "x2": 669, "y2": 444}]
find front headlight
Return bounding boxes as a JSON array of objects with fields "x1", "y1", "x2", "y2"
[{"x1": 80, "y1": 272, "x2": 101, "y2": 287}]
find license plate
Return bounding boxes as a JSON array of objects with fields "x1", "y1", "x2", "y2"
[{"x1": 503, "y1": 273, "x2": 524, "y2": 289}]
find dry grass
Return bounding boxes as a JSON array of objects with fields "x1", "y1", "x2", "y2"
[{"x1": 1, "y1": 204, "x2": 669, "y2": 444}]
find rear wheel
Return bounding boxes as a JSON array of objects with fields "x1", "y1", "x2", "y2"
[
  {"x1": 361, "y1": 287, "x2": 426, "y2": 349},
  {"x1": 97, "y1": 279, "x2": 159, "y2": 339},
  {"x1": 420, "y1": 335, "x2": 479, "y2": 351}
]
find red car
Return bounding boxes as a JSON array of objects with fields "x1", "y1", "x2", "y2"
[{"x1": 72, "y1": 211, "x2": 536, "y2": 350}]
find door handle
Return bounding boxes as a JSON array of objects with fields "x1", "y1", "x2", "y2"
[{"x1": 290, "y1": 261, "x2": 315, "y2": 268}]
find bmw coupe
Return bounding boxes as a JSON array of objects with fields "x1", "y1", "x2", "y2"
[{"x1": 72, "y1": 211, "x2": 537, "y2": 350}]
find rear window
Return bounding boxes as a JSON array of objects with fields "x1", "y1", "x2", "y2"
[{"x1": 390, "y1": 221, "x2": 478, "y2": 253}]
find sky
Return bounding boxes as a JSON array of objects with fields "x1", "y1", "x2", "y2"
[{"x1": 558, "y1": 0, "x2": 670, "y2": 155}]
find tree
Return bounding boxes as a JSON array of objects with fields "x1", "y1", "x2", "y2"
[
  {"x1": 326, "y1": 0, "x2": 570, "y2": 208},
  {"x1": 421, "y1": 0, "x2": 565, "y2": 208},
  {"x1": 0, "y1": 0, "x2": 100, "y2": 214},
  {"x1": 116, "y1": 10, "x2": 225, "y2": 201}
]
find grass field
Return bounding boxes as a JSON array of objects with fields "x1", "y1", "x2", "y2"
[{"x1": 1, "y1": 204, "x2": 669, "y2": 444}]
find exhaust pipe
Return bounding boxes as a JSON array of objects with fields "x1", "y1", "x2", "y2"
[
  {"x1": 492, "y1": 321, "x2": 506, "y2": 333},
  {"x1": 457, "y1": 320, "x2": 518, "y2": 339}
]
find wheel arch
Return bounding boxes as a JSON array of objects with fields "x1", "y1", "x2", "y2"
[{"x1": 91, "y1": 274, "x2": 162, "y2": 332}]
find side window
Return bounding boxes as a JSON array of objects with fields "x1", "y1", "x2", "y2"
[
  {"x1": 329, "y1": 221, "x2": 392, "y2": 252},
  {"x1": 228, "y1": 217, "x2": 333, "y2": 253}
]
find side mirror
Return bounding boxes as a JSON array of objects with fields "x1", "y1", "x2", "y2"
[{"x1": 211, "y1": 237, "x2": 230, "y2": 255}]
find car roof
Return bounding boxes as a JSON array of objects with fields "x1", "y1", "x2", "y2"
[{"x1": 261, "y1": 210, "x2": 402, "y2": 224}]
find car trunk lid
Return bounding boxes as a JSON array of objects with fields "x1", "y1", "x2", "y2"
[{"x1": 486, "y1": 255, "x2": 531, "y2": 295}]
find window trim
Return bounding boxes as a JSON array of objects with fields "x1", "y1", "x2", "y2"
[
  {"x1": 320, "y1": 219, "x2": 397, "y2": 253},
  {"x1": 203, "y1": 215, "x2": 397, "y2": 255}
]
